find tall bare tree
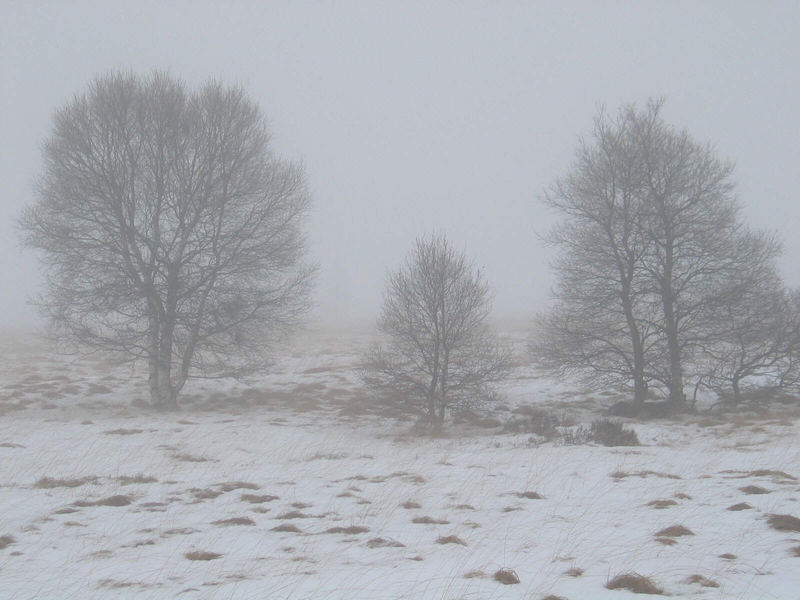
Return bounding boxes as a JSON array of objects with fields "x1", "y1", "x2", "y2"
[
  {"x1": 363, "y1": 234, "x2": 510, "y2": 425},
  {"x1": 20, "y1": 72, "x2": 313, "y2": 409}
]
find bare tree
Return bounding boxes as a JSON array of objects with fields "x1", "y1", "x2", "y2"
[
  {"x1": 20, "y1": 71, "x2": 313, "y2": 409},
  {"x1": 363, "y1": 234, "x2": 510, "y2": 425},
  {"x1": 537, "y1": 99, "x2": 786, "y2": 412}
]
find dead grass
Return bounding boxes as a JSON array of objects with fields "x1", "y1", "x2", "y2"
[
  {"x1": 401, "y1": 500, "x2": 422, "y2": 509},
  {"x1": 517, "y1": 491, "x2": 543, "y2": 499},
  {"x1": 73, "y1": 494, "x2": 132, "y2": 507},
  {"x1": 647, "y1": 499, "x2": 677, "y2": 509},
  {"x1": 740, "y1": 484, "x2": 771, "y2": 495},
  {"x1": 271, "y1": 523, "x2": 302, "y2": 533},
  {"x1": 493, "y1": 568, "x2": 520, "y2": 585},
  {"x1": 610, "y1": 470, "x2": 681, "y2": 480},
  {"x1": 684, "y1": 574, "x2": 720, "y2": 588},
  {"x1": 564, "y1": 567, "x2": 584, "y2": 577},
  {"x1": 436, "y1": 535, "x2": 467, "y2": 545},
  {"x1": 103, "y1": 428, "x2": 143, "y2": 435},
  {"x1": 463, "y1": 570, "x2": 486, "y2": 578},
  {"x1": 655, "y1": 525, "x2": 694, "y2": 537},
  {"x1": 241, "y1": 493, "x2": 278, "y2": 504},
  {"x1": 163, "y1": 528, "x2": 197, "y2": 536},
  {"x1": 719, "y1": 553, "x2": 737, "y2": 559},
  {"x1": 790, "y1": 545, "x2": 800, "y2": 557},
  {"x1": 117, "y1": 474, "x2": 157, "y2": 485},
  {"x1": 727, "y1": 502, "x2": 753, "y2": 511},
  {"x1": 191, "y1": 489, "x2": 222, "y2": 500},
  {"x1": 217, "y1": 481, "x2": 260, "y2": 492},
  {"x1": 766, "y1": 513, "x2": 800, "y2": 532},
  {"x1": 366, "y1": 537, "x2": 405, "y2": 548},
  {"x1": 276, "y1": 511, "x2": 311, "y2": 519},
  {"x1": 412, "y1": 516, "x2": 449, "y2": 525},
  {"x1": 541, "y1": 596, "x2": 568, "y2": 600},
  {"x1": 185, "y1": 550, "x2": 222, "y2": 561},
  {"x1": 606, "y1": 573, "x2": 663, "y2": 594},
  {"x1": 212, "y1": 517, "x2": 255, "y2": 526},
  {"x1": 323, "y1": 525, "x2": 369, "y2": 534},
  {"x1": 0, "y1": 535, "x2": 16, "y2": 549},
  {"x1": 34, "y1": 476, "x2": 98, "y2": 488},
  {"x1": 171, "y1": 452, "x2": 211, "y2": 463}
]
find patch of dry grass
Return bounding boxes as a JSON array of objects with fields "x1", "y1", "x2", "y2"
[
  {"x1": 184, "y1": 550, "x2": 222, "y2": 561},
  {"x1": 217, "y1": 481, "x2": 260, "y2": 492},
  {"x1": 517, "y1": 491, "x2": 543, "y2": 499},
  {"x1": 276, "y1": 511, "x2": 311, "y2": 520},
  {"x1": 170, "y1": 452, "x2": 211, "y2": 463},
  {"x1": 34, "y1": 476, "x2": 98, "y2": 488},
  {"x1": 323, "y1": 525, "x2": 369, "y2": 534},
  {"x1": 412, "y1": 516, "x2": 449, "y2": 525},
  {"x1": 271, "y1": 523, "x2": 302, "y2": 533},
  {"x1": 212, "y1": 517, "x2": 255, "y2": 526},
  {"x1": 463, "y1": 570, "x2": 486, "y2": 579},
  {"x1": 740, "y1": 485, "x2": 771, "y2": 495},
  {"x1": 565, "y1": 567, "x2": 584, "y2": 577},
  {"x1": 366, "y1": 537, "x2": 404, "y2": 548},
  {"x1": 647, "y1": 499, "x2": 678, "y2": 509},
  {"x1": 191, "y1": 489, "x2": 222, "y2": 500},
  {"x1": 790, "y1": 545, "x2": 800, "y2": 557},
  {"x1": 103, "y1": 428, "x2": 143, "y2": 435},
  {"x1": 766, "y1": 513, "x2": 800, "y2": 532},
  {"x1": 0, "y1": 535, "x2": 16, "y2": 549},
  {"x1": 719, "y1": 553, "x2": 737, "y2": 559},
  {"x1": 606, "y1": 573, "x2": 663, "y2": 594},
  {"x1": 117, "y1": 474, "x2": 157, "y2": 485},
  {"x1": 727, "y1": 502, "x2": 753, "y2": 511},
  {"x1": 684, "y1": 574, "x2": 720, "y2": 588},
  {"x1": 611, "y1": 470, "x2": 681, "y2": 480},
  {"x1": 401, "y1": 500, "x2": 421, "y2": 509},
  {"x1": 655, "y1": 525, "x2": 694, "y2": 537},
  {"x1": 241, "y1": 493, "x2": 278, "y2": 504},
  {"x1": 436, "y1": 535, "x2": 467, "y2": 545},
  {"x1": 74, "y1": 494, "x2": 133, "y2": 507},
  {"x1": 493, "y1": 568, "x2": 520, "y2": 585}
]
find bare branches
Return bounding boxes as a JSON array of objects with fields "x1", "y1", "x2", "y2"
[{"x1": 20, "y1": 71, "x2": 313, "y2": 408}]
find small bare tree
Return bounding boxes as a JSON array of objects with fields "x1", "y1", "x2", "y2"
[
  {"x1": 20, "y1": 72, "x2": 313, "y2": 409},
  {"x1": 363, "y1": 234, "x2": 510, "y2": 425}
]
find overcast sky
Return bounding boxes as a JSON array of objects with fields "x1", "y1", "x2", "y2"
[{"x1": 2, "y1": 1, "x2": 799, "y2": 327}]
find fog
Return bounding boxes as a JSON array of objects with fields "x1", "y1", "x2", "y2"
[{"x1": 2, "y1": 1, "x2": 799, "y2": 327}]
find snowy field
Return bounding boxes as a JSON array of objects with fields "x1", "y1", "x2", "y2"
[{"x1": 1, "y1": 327, "x2": 799, "y2": 600}]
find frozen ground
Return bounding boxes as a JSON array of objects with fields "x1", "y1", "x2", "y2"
[{"x1": 1, "y1": 327, "x2": 799, "y2": 599}]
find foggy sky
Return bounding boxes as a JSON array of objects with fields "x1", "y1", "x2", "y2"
[{"x1": 2, "y1": 1, "x2": 799, "y2": 327}]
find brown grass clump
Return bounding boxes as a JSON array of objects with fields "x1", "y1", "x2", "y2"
[
  {"x1": 184, "y1": 550, "x2": 222, "y2": 561},
  {"x1": 271, "y1": 523, "x2": 302, "y2": 533},
  {"x1": 565, "y1": 567, "x2": 584, "y2": 577},
  {"x1": 103, "y1": 428, "x2": 143, "y2": 435},
  {"x1": 749, "y1": 469, "x2": 797, "y2": 481},
  {"x1": 212, "y1": 517, "x2": 255, "y2": 526},
  {"x1": 192, "y1": 489, "x2": 222, "y2": 500},
  {"x1": 684, "y1": 574, "x2": 720, "y2": 588},
  {"x1": 740, "y1": 485, "x2": 770, "y2": 495},
  {"x1": 647, "y1": 499, "x2": 677, "y2": 509},
  {"x1": 590, "y1": 419, "x2": 640, "y2": 446},
  {"x1": 493, "y1": 568, "x2": 520, "y2": 585},
  {"x1": 790, "y1": 545, "x2": 800, "y2": 557},
  {"x1": 276, "y1": 511, "x2": 311, "y2": 520},
  {"x1": 727, "y1": 502, "x2": 753, "y2": 511},
  {"x1": 401, "y1": 500, "x2": 421, "y2": 509},
  {"x1": 719, "y1": 553, "x2": 737, "y2": 559},
  {"x1": 611, "y1": 470, "x2": 681, "y2": 480},
  {"x1": 412, "y1": 516, "x2": 449, "y2": 525},
  {"x1": 606, "y1": 573, "x2": 663, "y2": 594},
  {"x1": 117, "y1": 474, "x2": 157, "y2": 485},
  {"x1": 241, "y1": 493, "x2": 278, "y2": 504},
  {"x1": 34, "y1": 476, "x2": 97, "y2": 488},
  {"x1": 463, "y1": 570, "x2": 486, "y2": 579},
  {"x1": 93, "y1": 495, "x2": 132, "y2": 507},
  {"x1": 436, "y1": 535, "x2": 467, "y2": 545},
  {"x1": 0, "y1": 535, "x2": 16, "y2": 550},
  {"x1": 655, "y1": 525, "x2": 694, "y2": 537},
  {"x1": 541, "y1": 596, "x2": 568, "y2": 600},
  {"x1": 655, "y1": 537, "x2": 677, "y2": 546},
  {"x1": 674, "y1": 492, "x2": 691, "y2": 499},
  {"x1": 766, "y1": 513, "x2": 800, "y2": 532},
  {"x1": 217, "y1": 481, "x2": 260, "y2": 492},
  {"x1": 324, "y1": 525, "x2": 369, "y2": 534},
  {"x1": 517, "y1": 491, "x2": 543, "y2": 500},
  {"x1": 171, "y1": 452, "x2": 210, "y2": 463},
  {"x1": 366, "y1": 537, "x2": 405, "y2": 548}
]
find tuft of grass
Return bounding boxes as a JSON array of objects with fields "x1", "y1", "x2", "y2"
[
  {"x1": 103, "y1": 428, "x2": 143, "y2": 435},
  {"x1": 517, "y1": 491, "x2": 543, "y2": 500},
  {"x1": 0, "y1": 535, "x2": 16, "y2": 550},
  {"x1": 212, "y1": 517, "x2": 255, "y2": 526},
  {"x1": 766, "y1": 513, "x2": 800, "y2": 532},
  {"x1": 493, "y1": 568, "x2": 520, "y2": 585},
  {"x1": 117, "y1": 474, "x2": 157, "y2": 485},
  {"x1": 684, "y1": 574, "x2": 720, "y2": 588},
  {"x1": 241, "y1": 493, "x2": 278, "y2": 504},
  {"x1": 217, "y1": 481, "x2": 260, "y2": 492},
  {"x1": 34, "y1": 476, "x2": 97, "y2": 489},
  {"x1": 171, "y1": 452, "x2": 210, "y2": 463},
  {"x1": 97, "y1": 495, "x2": 133, "y2": 506},
  {"x1": 565, "y1": 567, "x2": 584, "y2": 577},
  {"x1": 674, "y1": 492, "x2": 692, "y2": 499},
  {"x1": 401, "y1": 500, "x2": 421, "y2": 509},
  {"x1": 749, "y1": 469, "x2": 797, "y2": 480},
  {"x1": 610, "y1": 470, "x2": 680, "y2": 480},
  {"x1": 436, "y1": 535, "x2": 467, "y2": 545},
  {"x1": 606, "y1": 573, "x2": 663, "y2": 595},
  {"x1": 463, "y1": 570, "x2": 486, "y2": 579},
  {"x1": 727, "y1": 502, "x2": 753, "y2": 511},
  {"x1": 655, "y1": 525, "x2": 694, "y2": 537},
  {"x1": 184, "y1": 550, "x2": 221, "y2": 561},
  {"x1": 719, "y1": 553, "x2": 737, "y2": 560},
  {"x1": 790, "y1": 545, "x2": 800, "y2": 557},
  {"x1": 647, "y1": 499, "x2": 677, "y2": 509},
  {"x1": 412, "y1": 516, "x2": 450, "y2": 525},
  {"x1": 271, "y1": 523, "x2": 302, "y2": 533},
  {"x1": 276, "y1": 511, "x2": 311, "y2": 520},
  {"x1": 366, "y1": 537, "x2": 405, "y2": 548},
  {"x1": 655, "y1": 537, "x2": 677, "y2": 546},
  {"x1": 541, "y1": 596, "x2": 568, "y2": 600},
  {"x1": 191, "y1": 489, "x2": 222, "y2": 500},
  {"x1": 740, "y1": 485, "x2": 770, "y2": 495},
  {"x1": 324, "y1": 525, "x2": 369, "y2": 534}
]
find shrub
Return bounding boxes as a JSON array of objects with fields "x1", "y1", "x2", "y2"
[
  {"x1": 606, "y1": 573, "x2": 663, "y2": 594},
  {"x1": 590, "y1": 419, "x2": 639, "y2": 446}
]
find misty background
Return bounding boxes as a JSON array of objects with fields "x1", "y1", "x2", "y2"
[{"x1": 2, "y1": 1, "x2": 799, "y2": 328}]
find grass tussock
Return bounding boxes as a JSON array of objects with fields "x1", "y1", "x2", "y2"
[
  {"x1": 590, "y1": 419, "x2": 640, "y2": 446},
  {"x1": 517, "y1": 491, "x2": 543, "y2": 499},
  {"x1": 647, "y1": 499, "x2": 677, "y2": 509},
  {"x1": 241, "y1": 493, "x2": 278, "y2": 504},
  {"x1": 0, "y1": 535, "x2": 16, "y2": 549},
  {"x1": 184, "y1": 550, "x2": 221, "y2": 561},
  {"x1": 217, "y1": 481, "x2": 260, "y2": 492},
  {"x1": 655, "y1": 524, "x2": 694, "y2": 537},
  {"x1": 790, "y1": 545, "x2": 800, "y2": 557},
  {"x1": 412, "y1": 516, "x2": 449, "y2": 525},
  {"x1": 271, "y1": 523, "x2": 302, "y2": 533},
  {"x1": 541, "y1": 596, "x2": 568, "y2": 600},
  {"x1": 463, "y1": 570, "x2": 486, "y2": 578},
  {"x1": 606, "y1": 573, "x2": 663, "y2": 594},
  {"x1": 366, "y1": 537, "x2": 404, "y2": 548},
  {"x1": 171, "y1": 452, "x2": 211, "y2": 463},
  {"x1": 401, "y1": 500, "x2": 421, "y2": 509},
  {"x1": 117, "y1": 474, "x2": 157, "y2": 485},
  {"x1": 740, "y1": 485, "x2": 771, "y2": 495},
  {"x1": 565, "y1": 567, "x2": 584, "y2": 577},
  {"x1": 719, "y1": 553, "x2": 737, "y2": 559},
  {"x1": 436, "y1": 535, "x2": 467, "y2": 545},
  {"x1": 73, "y1": 494, "x2": 132, "y2": 507},
  {"x1": 276, "y1": 511, "x2": 311, "y2": 520},
  {"x1": 493, "y1": 568, "x2": 520, "y2": 585},
  {"x1": 212, "y1": 517, "x2": 255, "y2": 526},
  {"x1": 766, "y1": 513, "x2": 800, "y2": 532},
  {"x1": 191, "y1": 489, "x2": 222, "y2": 500},
  {"x1": 103, "y1": 428, "x2": 143, "y2": 435},
  {"x1": 684, "y1": 574, "x2": 720, "y2": 588},
  {"x1": 324, "y1": 525, "x2": 369, "y2": 534},
  {"x1": 34, "y1": 476, "x2": 97, "y2": 488},
  {"x1": 727, "y1": 502, "x2": 753, "y2": 511},
  {"x1": 611, "y1": 470, "x2": 681, "y2": 480}
]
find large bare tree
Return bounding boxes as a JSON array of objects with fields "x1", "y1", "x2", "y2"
[
  {"x1": 363, "y1": 234, "x2": 510, "y2": 425},
  {"x1": 20, "y1": 72, "x2": 313, "y2": 409}
]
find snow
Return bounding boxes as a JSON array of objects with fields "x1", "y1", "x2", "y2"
[{"x1": 1, "y1": 328, "x2": 799, "y2": 599}]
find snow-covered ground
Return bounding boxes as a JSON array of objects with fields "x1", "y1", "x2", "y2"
[{"x1": 1, "y1": 327, "x2": 799, "y2": 599}]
